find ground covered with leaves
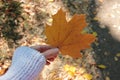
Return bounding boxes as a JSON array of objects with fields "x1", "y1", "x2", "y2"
[{"x1": 0, "y1": 0, "x2": 120, "y2": 80}]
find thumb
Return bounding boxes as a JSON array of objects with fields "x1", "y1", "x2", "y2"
[{"x1": 43, "y1": 48, "x2": 59, "y2": 59}]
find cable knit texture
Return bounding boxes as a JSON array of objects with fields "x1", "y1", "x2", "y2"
[{"x1": 0, "y1": 46, "x2": 46, "y2": 80}]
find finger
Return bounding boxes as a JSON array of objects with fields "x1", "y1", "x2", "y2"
[
  {"x1": 43, "y1": 48, "x2": 59, "y2": 59},
  {"x1": 47, "y1": 58, "x2": 55, "y2": 62},
  {"x1": 46, "y1": 60, "x2": 50, "y2": 65},
  {"x1": 31, "y1": 45, "x2": 53, "y2": 52}
]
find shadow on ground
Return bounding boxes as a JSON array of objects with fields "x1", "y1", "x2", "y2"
[
  {"x1": 62, "y1": 0, "x2": 120, "y2": 80},
  {"x1": 88, "y1": 0, "x2": 120, "y2": 80}
]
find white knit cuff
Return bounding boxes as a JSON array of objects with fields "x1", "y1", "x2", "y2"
[{"x1": 0, "y1": 46, "x2": 46, "y2": 80}]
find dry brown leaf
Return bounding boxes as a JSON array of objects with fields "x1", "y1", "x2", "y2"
[{"x1": 45, "y1": 9, "x2": 95, "y2": 58}]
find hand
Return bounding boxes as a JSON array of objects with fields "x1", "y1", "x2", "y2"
[{"x1": 31, "y1": 45, "x2": 59, "y2": 65}]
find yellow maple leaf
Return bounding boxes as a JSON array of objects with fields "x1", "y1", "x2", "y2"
[
  {"x1": 64, "y1": 64, "x2": 76, "y2": 76},
  {"x1": 45, "y1": 9, "x2": 95, "y2": 58}
]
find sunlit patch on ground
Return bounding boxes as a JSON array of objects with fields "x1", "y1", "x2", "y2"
[{"x1": 96, "y1": 0, "x2": 120, "y2": 41}]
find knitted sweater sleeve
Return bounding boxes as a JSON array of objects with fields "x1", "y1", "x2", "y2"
[{"x1": 0, "y1": 46, "x2": 46, "y2": 80}]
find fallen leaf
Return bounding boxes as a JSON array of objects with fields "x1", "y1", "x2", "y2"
[
  {"x1": 116, "y1": 53, "x2": 120, "y2": 57},
  {"x1": 97, "y1": 64, "x2": 107, "y2": 69},
  {"x1": 0, "y1": 68, "x2": 6, "y2": 75},
  {"x1": 78, "y1": 67, "x2": 86, "y2": 74},
  {"x1": 93, "y1": 32, "x2": 98, "y2": 36},
  {"x1": 45, "y1": 9, "x2": 95, "y2": 58},
  {"x1": 83, "y1": 73, "x2": 93, "y2": 80},
  {"x1": 64, "y1": 64, "x2": 76, "y2": 72},
  {"x1": 114, "y1": 56, "x2": 118, "y2": 61},
  {"x1": 93, "y1": 17, "x2": 99, "y2": 21},
  {"x1": 105, "y1": 76, "x2": 110, "y2": 80},
  {"x1": 64, "y1": 64, "x2": 76, "y2": 76}
]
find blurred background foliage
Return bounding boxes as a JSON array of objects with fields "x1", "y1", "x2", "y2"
[{"x1": 0, "y1": 0, "x2": 24, "y2": 48}]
